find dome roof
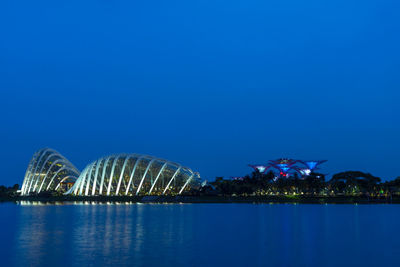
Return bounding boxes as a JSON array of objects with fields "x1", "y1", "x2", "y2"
[
  {"x1": 67, "y1": 154, "x2": 200, "y2": 196},
  {"x1": 21, "y1": 148, "x2": 80, "y2": 196}
]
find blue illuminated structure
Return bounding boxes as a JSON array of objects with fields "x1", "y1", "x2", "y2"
[
  {"x1": 300, "y1": 160, "x2": 327, "y2": 172},
  {"x1": 268, "y1": 159, "x2": 298, "y2": 178},
  {"x1": 293, "y1": 167, "x2": 311, "y2": 177},
  {"x1": 248, "y1": 159, "x2": 327, "y2": 179},
  {"x1": 248, "y1": 165, "x2": 270, "y2": 174}
]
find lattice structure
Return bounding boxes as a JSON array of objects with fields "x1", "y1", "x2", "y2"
[
  {"x1": 67, "y1": 154, "x2": 201, "y2": 196},
  {"x1": 20, "y1": 148, "x2": 80, "y2": 195},
  {"x1": 21, "y1": 148, "x2": 201, "y2": 196}
]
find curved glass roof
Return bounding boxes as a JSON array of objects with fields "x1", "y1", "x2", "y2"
[
  {"x1": 66, "y1": 154, "x2": 201, "y2": 196},
  {"x1": 20, "y1": 148, "x2": 80, "y2": 196}
]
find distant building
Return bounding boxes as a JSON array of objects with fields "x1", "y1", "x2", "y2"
[{"x1": 249, "y1": 158, "x2": 327, "y2": 179}]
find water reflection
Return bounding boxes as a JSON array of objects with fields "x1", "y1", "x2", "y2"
[{"x1": 2, "y1": 204, "x2": 399, "y2": 266}]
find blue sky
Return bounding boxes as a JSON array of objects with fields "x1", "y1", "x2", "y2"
[{"x1": 0, "y1": 0, "x2": 399, "y2": 185}]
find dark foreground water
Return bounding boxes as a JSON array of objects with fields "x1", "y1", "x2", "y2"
[{"x1": 0, "y1": 203, "x2": 399, "y2": 267}]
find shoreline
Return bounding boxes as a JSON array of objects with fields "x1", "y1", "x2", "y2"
[{"x1": 1, "y1": 195, "x2": 398, "y2": 204}]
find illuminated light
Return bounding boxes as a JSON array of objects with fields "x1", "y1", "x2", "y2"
[
  {"x1": 268, "y1": 158, "x2": 298, "y2": 178},
  {"x1": 257, "y1": 166, "x2": 266, "y2": 172},
  {"x1": 299, "y1": 169, "x2": 311, "y2": 176},
  {"x1": 248, "y1": 165, "x2": 270, "y2": 174},
  {"x1": 300, "y1": 160, "x2": 327, "y2": 171},
  {"x1": 307, "y1": 162, "x2": 317, "y2": 169}
]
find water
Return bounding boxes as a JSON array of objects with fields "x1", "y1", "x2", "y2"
[{"x1": 0, "y1": 202, "x2": 399, "y2": 267}]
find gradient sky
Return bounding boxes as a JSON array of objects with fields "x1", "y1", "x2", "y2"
[{"x1": 1, "y1": 0, "x2": 399, "y2": 186}]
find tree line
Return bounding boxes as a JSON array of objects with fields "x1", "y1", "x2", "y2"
[
  {"x1": 201, "y1": 171, "x2": 400, "y2": 197},
  {"x1": 0, "y1": 184, "x2": 19, "y2": 198}
]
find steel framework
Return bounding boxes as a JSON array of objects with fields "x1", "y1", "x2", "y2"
[
  {"x1": 67, "y1": 154, "x2": 201, "y2": 196},
  {"x1": 20, "y1": 148, "x2": 80, "y2": 196}
]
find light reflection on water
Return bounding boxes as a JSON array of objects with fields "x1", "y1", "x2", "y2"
[{"x1": 0, "y1": 203, "x2": 399, "y2": 267}]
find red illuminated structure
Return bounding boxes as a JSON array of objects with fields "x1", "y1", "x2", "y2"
[{"x1": 268, "y1": 159, "x2": 298, "y2": 178}]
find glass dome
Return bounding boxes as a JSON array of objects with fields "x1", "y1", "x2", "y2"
[
  {"x1": 20, "y1": 148, "x2": 80, "y2": 195},
  {"x1": 67, "y1": 154, "x2": 201, "y2": 196}
]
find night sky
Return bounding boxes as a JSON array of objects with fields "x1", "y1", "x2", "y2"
[{"x1": 1, "y1": 0, "x2": 399, "y2": 186}]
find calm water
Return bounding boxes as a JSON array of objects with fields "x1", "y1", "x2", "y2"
[{"x1": 0, "y1": 202, "x2": 399, "y2": 267}]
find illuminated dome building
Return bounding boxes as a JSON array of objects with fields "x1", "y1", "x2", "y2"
[
  {"x1": 67, "y1": 154, "x2": 201, "y2": 196},
  {"x1": 20, "y1": 149, "x2": 201, "y2": 196},
  {"x1": 20, "y1": 148, "x2": 80, "y2": 196}
]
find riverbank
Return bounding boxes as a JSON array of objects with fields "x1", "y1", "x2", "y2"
[{"x1": 1, "y1": 195, "x2": 399, "y2": 204}]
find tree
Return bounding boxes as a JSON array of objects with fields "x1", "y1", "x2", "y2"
[{"x1": 330, "y1": 171, "x2": 381, "y2": 195}]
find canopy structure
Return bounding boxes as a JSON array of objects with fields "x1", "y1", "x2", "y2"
[
  {"x1": 248, "y1": 165, "x2": 270, "y2": 174},
  {"x1": 300, "y1": 160, "x2": 327, "y2": 171},
  {"x1": 269, "y1": 158, "x2": 298, "y2": 178},
  {"x1": 248, "y1": 158, "x2": 327, "y2": 179}
]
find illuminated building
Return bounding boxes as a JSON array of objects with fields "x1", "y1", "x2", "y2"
[
  {"x1": 21, "y1": 149, "x2": 201, "y2": 196},
  {"x1": 20, "y1": 148, "x2": 80, "y2": 196},
  {"x1": 68, "y1": 154, "x2": 201, "y2": 196}
]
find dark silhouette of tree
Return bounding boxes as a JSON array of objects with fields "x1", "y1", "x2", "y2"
[
  {"x1": 330, "y1": 171, "x2": 381, "y2": 195},
  {"x1": 206, "y1": 170, "x2": 397, "y2": 197},
  {"x1": 0, "y1": 184, "x2": 20, "y2": 197}
]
